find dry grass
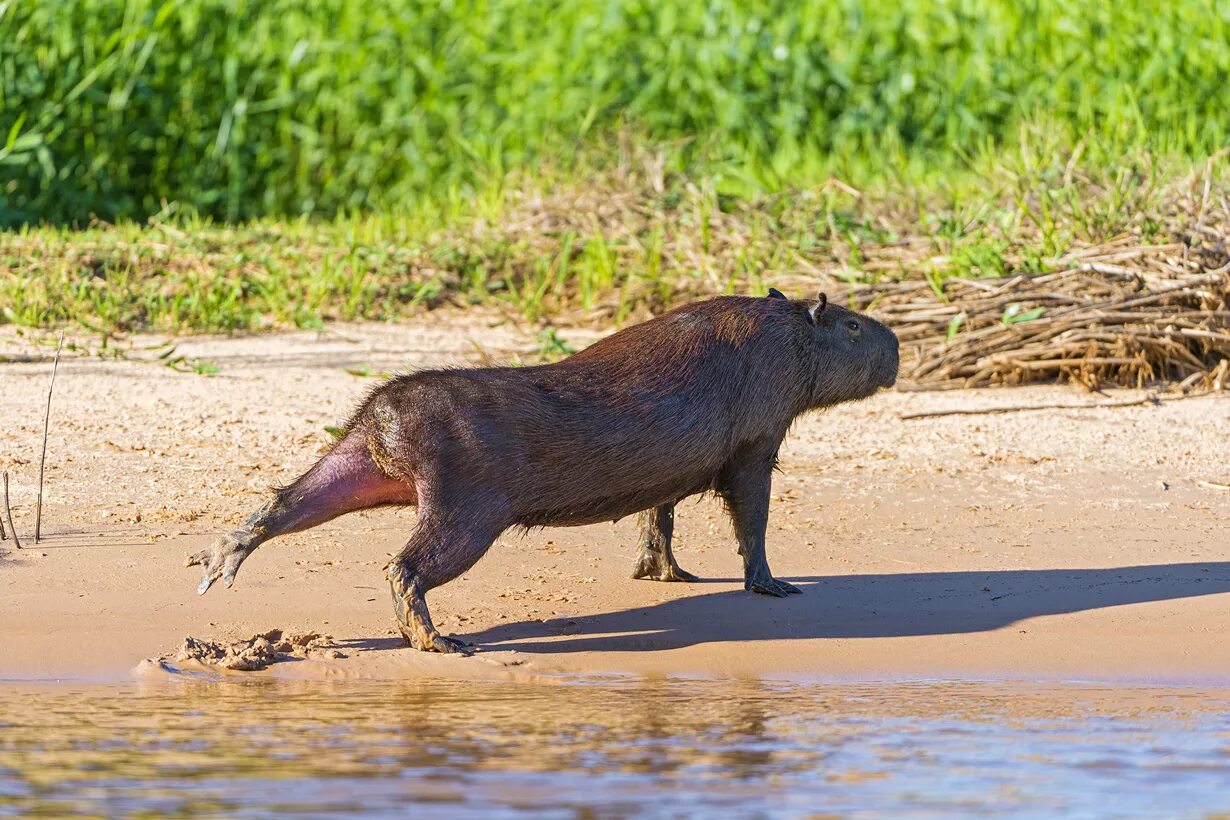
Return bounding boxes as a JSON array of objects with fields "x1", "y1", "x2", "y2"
[
  {"x1": 3, "y1": 149, "x2": 1228, "y2": 390},
  {"x1": 443, "y1": 154, "x2": 1230, "y2": 390},
  {"x1": 844, "y1": 249, "x2": 1230, "y2": 391},
  {"x1": 834, "y1": 174, "x2": 1230, "y2": 390}
]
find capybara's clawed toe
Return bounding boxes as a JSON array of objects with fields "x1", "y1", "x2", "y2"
[
  {"x1": 632, "y1": 562, "x2": 700, "y2": 583},
  {"x1": 189, "y1": 533, "x2": 254, "y2": 595},
  {"x1": 393, "y1": 620, "x2": 473, "y2": 655},
  {"x1": 746, "y1": 576, "x2": 801, "y2": 598},
  {"x1": 424, "y1": 634, "x2": 473, "y2": 655},
  {"x1": 632, "y1": 551, "x2": 699, "y2": 583}
]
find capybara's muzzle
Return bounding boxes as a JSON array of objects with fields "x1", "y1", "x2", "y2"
[{"x1": 878, "y1": 330, "x2": 900, "y2": 388}]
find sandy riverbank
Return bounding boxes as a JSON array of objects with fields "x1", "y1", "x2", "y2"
[{"x1": 1, "y1": 315, "x2": 1227, "y2": 683}]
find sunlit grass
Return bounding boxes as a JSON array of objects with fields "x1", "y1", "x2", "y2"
[
  {"x1": 3, "y1": 138, "x2": 1221, "y2": 334},
  {"x1": 4, "y1": 1, "x2": 1226, "y2": 331},
  {"x1": 2, "y1": 0, "x2": 1228, "y2": 225}
]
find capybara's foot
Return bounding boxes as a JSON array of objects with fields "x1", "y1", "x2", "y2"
[
  {"x1": 409, "y1": 632, "x2": 472, "y2": 654},
  {"x1": 745, "y1": 575, "x2": 802, "y2": 597},
  {"x1": 186, "y1": 532, "x2": 254, "y2": 594},
  {"x1": 393, "y1": 611, "x2": 472, "y2": 654},
  {"x1": 632, "y1": 551, "x2": 699, "y2": 582},
  {"x1": 387, "y1": 568, "x2": 473, "y2": 655}
]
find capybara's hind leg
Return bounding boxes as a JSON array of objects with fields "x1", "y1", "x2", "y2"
[
  {"x1": 189, "y1": 434, "x2": 414, "y2": 594},
  {"x1": 386, "y1": 575, "x2": 465, "y2": 654},
  {"x1": 631, "y1": 503, "x2": 699, "y2": 582},
  {"x1": 386, "y1": 511, "x2": 501, "y2": 653}
]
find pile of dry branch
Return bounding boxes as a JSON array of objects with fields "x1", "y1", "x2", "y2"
[
  {"x1": 481, "y1": 152, "x2": 1229, "y2": 391},
  {"x1": 838, "y1": 241, "x2": 1230, "y2": 391}
]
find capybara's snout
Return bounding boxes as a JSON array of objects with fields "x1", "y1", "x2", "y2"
[
  {"x1": 855, "y1": 313, "x2": 899, "y2": 390},
  {"x1": 878, "y1": 325, "x2": 900, "y2": 388}
]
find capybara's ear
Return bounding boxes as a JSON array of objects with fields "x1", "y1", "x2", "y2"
[
  {"x1": 767, "y1": 287, "x2": 787, "y2": 300},
  {"x1": 809, "y1": 292, "x2": 827, "y2": 323}
]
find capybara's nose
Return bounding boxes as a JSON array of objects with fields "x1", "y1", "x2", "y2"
[{"x1": 880, "y1": 331, "x2": 900, "y2": 388}]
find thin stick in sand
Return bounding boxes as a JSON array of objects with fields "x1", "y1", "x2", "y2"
[
  {"x1": 900, "y1": 396, "x2": 1159, "y2": 420},
  {"x1": 899, "y1": 389, "x2": 1213, "y2": 420},
  {"x1": 35, "y1": 331, "x2": 64, "y2": 544},
  {"x1": 2, "y1": 472, "x2": 19, "y2": 549}
]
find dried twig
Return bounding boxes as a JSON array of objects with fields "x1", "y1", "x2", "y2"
[
  {"x1": 840, "y1": 259, "x2": 1230, "y2": 390},
  {"x1": 35, "y1": 331, "x2": 65, "y2": 544},
  {"x1": 902, "y1": 397, "x2": 1153, "y2": 420},
  {"x1": 900, "y1": 389, "x2": 1215, "y2": 420},
  {"x1": 467, "y1": 338, "x2": 496, "y2": 366},
  {"x1": 1198, "y1": 480, "x2": 1230, "y2": 492},
  {"x1": 2, "y1": 472, "x2": 19, "y2": 550}
]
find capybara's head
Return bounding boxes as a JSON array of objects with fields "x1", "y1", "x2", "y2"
[{"x1": 789, "y1": 291, "x2": 898, "y2": 406}]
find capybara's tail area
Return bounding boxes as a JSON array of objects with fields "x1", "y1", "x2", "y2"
[{"x1": 246, "y1": 432, "x2": 417, "y2": 542}]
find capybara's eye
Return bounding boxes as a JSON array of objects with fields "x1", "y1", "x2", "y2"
[{"x1": 846, "y1": 319, "x2": 861, "y2": 333}]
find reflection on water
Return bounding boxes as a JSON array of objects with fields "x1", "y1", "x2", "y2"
[{"x1": 2, "y1": 678, "x2": 1230, "y2": 817}]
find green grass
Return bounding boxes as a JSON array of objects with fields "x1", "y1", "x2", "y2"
[
  {"x1": 2, "y1": 0, "x2": 1229, "y2": 224},
  {"x1": 3, "y1": 138, "x2": 1222, "y2": 334},
  {"x1": 3, "y1": 0, "x2": 1227, "y2": 330}
]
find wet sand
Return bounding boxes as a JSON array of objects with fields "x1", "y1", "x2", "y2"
[{"x1": 1, "y1": 316, "x2": 1228, "y2": 683}]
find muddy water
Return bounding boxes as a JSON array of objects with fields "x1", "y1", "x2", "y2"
[{"x1": 2, "y1": 679, "x2": 1230, "y2": 817}]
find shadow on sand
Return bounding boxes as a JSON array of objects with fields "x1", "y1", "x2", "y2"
[{"x1": 430, "y1": 562, "x2": 1230, "y2": 654}]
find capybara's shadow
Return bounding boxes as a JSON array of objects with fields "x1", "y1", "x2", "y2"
[{"x1": 458, "y1": 562, "x2": 1230, "y2": 654}]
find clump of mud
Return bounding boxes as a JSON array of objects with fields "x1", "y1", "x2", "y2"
[{"x1": 173, "y1": 629, "x2": 346, "y2": 671}]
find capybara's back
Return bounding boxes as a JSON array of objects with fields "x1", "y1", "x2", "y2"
[{"x1": 190, "y1": 291, "x2": 898, "y2": 653}]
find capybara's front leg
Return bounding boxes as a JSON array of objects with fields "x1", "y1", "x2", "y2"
[
  {"x1": 632, "y1": 503, "x2": 699, "y2": 582},
  {"x1": 386, "y1": 512, "x2": 501, "y2": 653},
  {"x1": 718, "y1": 452, "x2": 801, "y2": 598}
]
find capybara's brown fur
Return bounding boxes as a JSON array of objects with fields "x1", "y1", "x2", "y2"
[{"x1": 189, "y1": 291, "x2": 899, "y2": 652}]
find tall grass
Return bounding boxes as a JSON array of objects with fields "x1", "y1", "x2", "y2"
[
  {"x1": 4, "y1": 142, "x2": 1223, "y2": 334},
  {"x1": 1, "y1": 0, "x2": 1228, "y2": 225}
]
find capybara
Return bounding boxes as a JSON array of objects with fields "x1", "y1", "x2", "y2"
[{"x1": 189, "y1": 290, "x2": 899, "y2": 653}]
